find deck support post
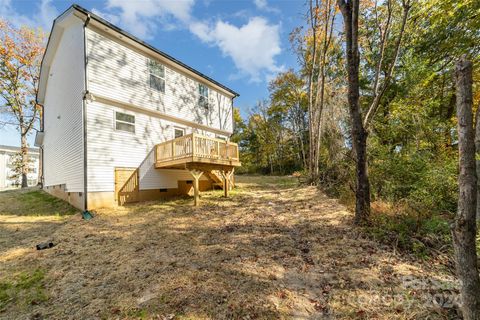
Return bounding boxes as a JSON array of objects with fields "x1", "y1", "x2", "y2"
[
  {"x1": 220, "y1": 170, "x2": 233, "y2": 197},
  {"x1": 189, "y1": 170, "x2": 203, "y2": 206},
  {"x1": 230, "y1": 168, "x2": 235, "y2": 189}
]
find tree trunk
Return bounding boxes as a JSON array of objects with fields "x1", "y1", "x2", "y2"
[
  {"x1": 353, "y1": 126, "x2": 371, "y2": 223},
  {"x1": 312, "y1": 1, "x2": 334, "y2": 181},
  {"x1": 297, "y1": 123, "x2": 307, "y2": 170},
  {"x1": 338, "y1": 0, "x2": 371, "y2": 223},
  {"x1": 307, "y1": 0, "x2": 319, "y2": 183},
  {"x1": 20, "y1": 126, "x2": 29, "y2": 188},
  {"x1": 475, "y1": 102, "x2": 480, "y2": 221},
  {"x1": 453, "y1": 57, "x2": 480, "y2": 320},
  {"x1": 300, "y1": 109, "x2": 309, "y2": 170}
]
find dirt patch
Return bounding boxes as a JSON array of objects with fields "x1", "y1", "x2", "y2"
[{"x1": 0, "y1": 176, "x2": 458, "y2": 319}]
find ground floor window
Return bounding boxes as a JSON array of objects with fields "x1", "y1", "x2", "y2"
[
  {"x1": 216, "y1": 135, "x2": 227, "y2": 141},
  {"x1": 174, "y1": 127, "x2": 185, "y2": 138},
  {"x1": 115, "y1": 111, "x2": 135, "y2": 133}
]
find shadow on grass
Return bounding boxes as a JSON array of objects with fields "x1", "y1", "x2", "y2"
[
  {"x1": 81, "y1": 193, "x2": 353, "y2": 318},
  {"x1": 0, "y1": 176, "x2": 455, "y2": 319},
  {"x1": 235, "y1": 175, "x2": 299, "y2": 190},
  {"x1": 0, "y1": 188, "x2": 78, "y2": 217}
]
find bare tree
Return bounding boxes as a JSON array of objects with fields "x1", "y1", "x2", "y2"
[{"x1": 453, "y1": 56, "x2": 480, "y2": 320}]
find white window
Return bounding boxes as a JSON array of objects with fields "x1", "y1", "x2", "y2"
[
  {"x1": 148, "y1": 59, "x2": 165, "y2": 93},
  {"x1": 216, "y1": 135, "x2": 226, "y2": 141},
  {"x1": 115, "y1": 111, "x2": 135, "y2": 133},
  {"x1": 198, "y1": 83, "x2": 209, "y2": 109},
  {"x1": 174, "y1": 127, "x2": 185, "y2": 138}
]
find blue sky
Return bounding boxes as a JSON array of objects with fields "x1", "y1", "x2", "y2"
[{"x1": 0, "y1": 0, "x2": 306, "y2": 147}]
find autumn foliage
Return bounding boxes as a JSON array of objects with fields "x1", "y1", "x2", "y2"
[{"x1": 0, "y1": 20, "x2": 45, "y2": 187}]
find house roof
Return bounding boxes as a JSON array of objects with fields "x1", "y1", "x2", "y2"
[{"x1": 37, "y1": 4, "x2": 239, "y2": 105}]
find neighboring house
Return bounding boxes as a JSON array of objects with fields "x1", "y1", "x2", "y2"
[
  {"x1": 35, "y1": 4, "x2": 240, "y2": 211},
  {"x1": 0, "y1": 145, "x2": 39, "y2": 190}
]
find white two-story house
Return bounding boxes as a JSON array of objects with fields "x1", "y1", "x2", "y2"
[{"x1": 35, "y1": 4, "x2": 240, "y2": 210}]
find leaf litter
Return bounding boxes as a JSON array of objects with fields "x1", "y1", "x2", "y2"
[{"x1": 0, "y1": 176, "x2": 458, "y2": 319}]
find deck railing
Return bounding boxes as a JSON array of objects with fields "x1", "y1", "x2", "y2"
[{"x1": 155, "y1": 133, "x2": 239, "y2": 164}]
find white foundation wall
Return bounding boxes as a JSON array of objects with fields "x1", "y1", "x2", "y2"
[
  {"x1": 42, "y1": 19, "x2": 85, "y2": 191},
  {"x1": 0, "y1": 152, "x2": 6, "y2": 189},
  {"x1": 85, "y1": 27, "x2": 234, "y2": 134},
  {"x1": 86, "y1": 100, "x2": 209, "y2": 192}
]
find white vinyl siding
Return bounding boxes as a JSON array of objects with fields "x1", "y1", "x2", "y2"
[
  {"x1": 42, "y1": 19, "x2": 85, "y2": 191},
  {"x1": 85, "y1": 27, "x2": 234, "y2": 133},
  {"x1": 138, "y1": 150, "x2": 203, "y2": 190},
  {"x1": 86, "y1": 101, "x2": 208, "y2": 192}
]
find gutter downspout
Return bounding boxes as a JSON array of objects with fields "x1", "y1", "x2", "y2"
[
  {"x1": 39, "y1": 146, "x2": 44, "y2": 187},
  {"x1": 39, "y1": 104, "x2": 45, "y2": 188},
  {"x1": 82, "y1": 13, "x2": 91, "y2": 211}
]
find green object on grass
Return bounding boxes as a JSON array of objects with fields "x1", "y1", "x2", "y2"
[{"x1": 81, "y1": 210, "x2": 93, "y2": 220}]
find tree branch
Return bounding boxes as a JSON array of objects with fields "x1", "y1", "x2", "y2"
[{"x1": 363, "y1": 0, "x2": 411, "y2": 129}]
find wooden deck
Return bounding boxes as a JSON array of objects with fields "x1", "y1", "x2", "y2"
[
  {"x1": 154, "y1": 133, "x2": 241, "y2": 205},
  {"x1": 155, "y1": 133, "x2": 241, "y2": 169}
]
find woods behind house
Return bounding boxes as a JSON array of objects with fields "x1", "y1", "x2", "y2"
[
  {"x1": 235, "y1": 0, "x2": 479, "y2": 222},
  {"x1": 234, "y1": 0, "x2": 480, "y2": 316}
]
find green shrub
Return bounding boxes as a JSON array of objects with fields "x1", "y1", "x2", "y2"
[
  {"x1": 365, "y1": 207, "x2": 453, "y2": 257},
  {"x1": 408, "y1": 155, "x2": 458, "y2": 213}
]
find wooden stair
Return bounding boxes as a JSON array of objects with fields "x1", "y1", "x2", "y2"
[
  {"x1": 205, "y1": 170, "x2": 223, "y2": 189},
  {"x1": 204, "y1": 169, "x2": 235, "y2": 190}
]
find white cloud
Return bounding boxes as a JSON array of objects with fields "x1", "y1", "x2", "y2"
[
  {"x1": 0, "y1": 0, "x2": 58, "y2": 30},
  {"x1": 91, "y1": 8, "x2": 120, "y2": 25},
  {"x1": 101, "y1": 0, "x2": 195, "y2": 38},
  {"x1": 253, "y1": 0, "x2": 280, "y2": 14},
  {"x1": 38, "y1": 0, "x2": 59, "y2": 30},
  {"x1": 92, "y1": 0, "x2": 282, "y2": 82},
  {"x1": 254, "y1": 0, "x2": 268, "y2": 9},
  {"x1": 190, "y1": 17, "x2": 283, "y2": 82}
]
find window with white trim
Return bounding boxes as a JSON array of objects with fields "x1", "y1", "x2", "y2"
[
  {"x1": 174, "y1": 127, "x2": 185, "y2": 138},
  {"x1": 148, "y1": 59, "x2": 165, "y2": 93},
  {"x1": 198, "y1": 83, "x2": 209, "y2": 109},
  {"x1": 216, "y1": 135, "x2": 226, "y2": 141},
  {"x1": 115, "y1": 111, "x2": 135, "y2": 133}
]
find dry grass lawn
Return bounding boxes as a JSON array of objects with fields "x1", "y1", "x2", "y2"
[{"x1": 0, "y1": 176, "x2": 459, "y2": 319}]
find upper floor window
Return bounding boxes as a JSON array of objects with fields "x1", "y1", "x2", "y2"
[
  {"x1": 115, "y1": 111, "x2": 135, "y2": 133},
  {"x1": 148, "y1": 60, "x2": 165, "y2": 93},
  {"x1": 198, "y1": 83, "x2": 209, "y2": 109}
]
